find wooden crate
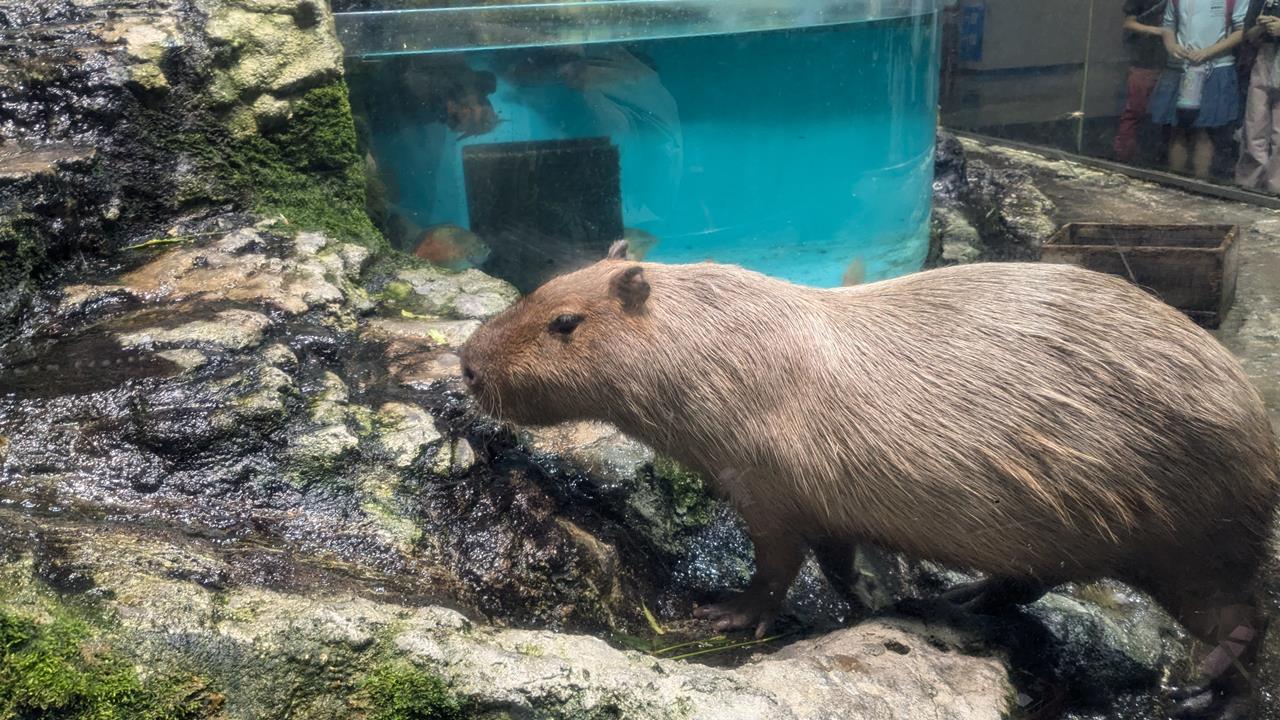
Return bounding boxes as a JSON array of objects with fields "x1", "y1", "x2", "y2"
[{"x1": 1041, "y1": 223, "x2": 1239, "y2": 328}]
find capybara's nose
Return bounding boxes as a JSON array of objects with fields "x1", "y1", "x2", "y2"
[{"x1": 461, "y1": 361, "x2": 479, "y2": 390}]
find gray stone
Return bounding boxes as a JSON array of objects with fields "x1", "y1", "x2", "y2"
[
  {"x1": 291, "y1": 425, "x2": 358, "y2": 466},
  {"x1": 308, "y1": 371, "x2": 350, "y2": 425},
  {"x1": 260, "y1": 343, "x2": 299, "y2": 370},
  {"x1": 334, "y1": 243, "x2": 372, "y2": 279},
  {"x1": 389, "y1": 266, "x2": 518, "y2": 320},
  {"x1": 375, "y1": 402, "x2": 442, "y2": 467},
  {"x1": 523, "y1": 422, "x2": 655, "y2": 488},
  {"x1": 156, "y1": 348, "x2": 209, "y2": 371},
  {"x1": 118, "y1": 309, "x2": 271, "y2": 351}
]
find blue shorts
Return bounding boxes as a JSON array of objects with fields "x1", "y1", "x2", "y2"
[{"x1": 1149, "y1": 65, "x2": 1241, "y2": 128}]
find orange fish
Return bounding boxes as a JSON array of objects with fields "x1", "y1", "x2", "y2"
[
  {"x1": 841, "y1": 259, "x2": 866, "y2": 287},
  {"x1": 622, "y1": 228, "x2": 660, "y2": 260},
  {"x1": 413, "y1": 225, "x2": 491, "y2": 271}
]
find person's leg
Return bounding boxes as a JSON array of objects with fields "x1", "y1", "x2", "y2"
[
  {"x1": 1193, "y1": 128, "x2": 1215, "y2": 179},
  {"x1": 1116, "y1": 68, "x2": 1161, "y2": 162},
  {"x1": 1236, "y1": 69, "x2": 1271, "y2": 188},
  {"x1": 1115, "y1": 68, "x2": 1145, "y2": 162},
  {"x1": 1169, "y1": 126, "x2": 1190, "y2": 173},
  {"x1": 1265, "y1": 88, "x2": 1280, "y2": 194}
]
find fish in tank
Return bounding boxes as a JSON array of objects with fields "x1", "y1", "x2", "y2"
[{"x1": 339, "y1": 0, "x2": 941, "y2": 292}]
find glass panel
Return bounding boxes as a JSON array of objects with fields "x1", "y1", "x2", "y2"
[
  {"x1": 940, "y1": 0, "x2": 1093, "y2": 153},
  {"x1": 941, "y1": 0, "x2": 1280, "y2": 195}
]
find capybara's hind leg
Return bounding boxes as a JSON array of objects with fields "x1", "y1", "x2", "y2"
[
  {"x1": 940, "y1": 576, "x2": 1049, "y2": 614},
  {"x1": 1155, "y1": 577, "x2": 1262, "y2": 720},
  {"x1": 694, "y1": 523, "x2": 806, "y2": 639}
]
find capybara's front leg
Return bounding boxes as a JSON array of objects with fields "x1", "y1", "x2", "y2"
[{"x1": 695, "y1": 526, "x2": 805, "y2": 639}]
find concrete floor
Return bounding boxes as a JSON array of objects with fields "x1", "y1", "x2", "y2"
[{"x1": 963, "y1": 140, "x2": 1280, "y2": 428}]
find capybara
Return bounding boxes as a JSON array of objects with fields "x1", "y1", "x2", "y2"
[{"x1": 459, "y1": 242, "x2": 1278, "y2": 714}]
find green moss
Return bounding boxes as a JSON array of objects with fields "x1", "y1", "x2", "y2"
[
  {"x1": 0, "y1": 606, "x2": 213, "y2": 720},
  {"x1": 652, "y1": 457, "x2": 714, "y2": 528},
  {"x1": 231, "y1": 84, "x2": 385, "y2": 249},
  {"x1": 381, "y1": 280, "x2": 414, "y2": 304},
  {"x1": 0, "y1": 212, "x2": 46, "y2": 294},
  {"x1": 170, "y1": 81, "x2": 386, "y2": 251},
  {"x1": 361, "y1": 661, "x2": 468, "y2": 720}
]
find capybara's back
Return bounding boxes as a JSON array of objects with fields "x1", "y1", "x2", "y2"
[
  {"x1": 460, "y1": 254, "x2": 1279, "y2": 713},
  {"x1": 811, "y1": 264, "x2": 1276, "y2": 617}
]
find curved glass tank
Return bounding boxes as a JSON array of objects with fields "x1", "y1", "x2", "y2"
[{"x1": 338, "y1": 0, "x2": 941, "y2": 292}]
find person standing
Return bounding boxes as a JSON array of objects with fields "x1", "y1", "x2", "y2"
[
  {"x1": 1115, "y1": 0, "x2": 1169, "y2": 162},
  {"x1": 1236, "y1": 0, "x2": 1280, "y2": 191},
  {"x1": 1148, "y1": 0, "x2": 1248, "y2": 179}
]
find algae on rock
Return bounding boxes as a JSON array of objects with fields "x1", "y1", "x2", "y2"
[{"x1": 0, "y1": 572, "x2": 219, "y2": 720}]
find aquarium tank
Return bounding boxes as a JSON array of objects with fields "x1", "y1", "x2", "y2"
[{"x1": 337, "y1": 0, "x2": 941, "y2": 291}]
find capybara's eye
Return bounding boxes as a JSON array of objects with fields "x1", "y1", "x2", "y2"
[{"x1": 547, "y1": 313, "x2": 585, "y2": 337}]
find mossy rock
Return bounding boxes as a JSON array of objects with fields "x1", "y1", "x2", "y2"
[
  {"x1": 202, "y1": 0, "x2": 343, "y2": 105},
  {"x1": 229, "y1": 84, "x2": 385, "y2": 249},
  {"x1": 0, "y1": 602, "x2": 218, "y2": 719},
  {"x1": 0, "y1": 212, "x2": 46, "y2": 302},
  {"x1": 172, "y1": 83, "x2": 385, "y2": 250},
  {"x1": 360, "y1": 661, "x2": 469, "y2": 720},
  {"x1": 651, "y1": 457, "x2": 714, "y2": 528}
]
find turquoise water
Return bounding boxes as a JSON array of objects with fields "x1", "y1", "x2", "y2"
[{"x1": 358, "y1": 14, "x2": 939, "y2": 287}]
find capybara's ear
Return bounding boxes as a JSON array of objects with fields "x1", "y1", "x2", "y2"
[
  {"x1": 606, "y1": 240, "x2": 629, "y2": 260},
  {"x1": 611, "y1": 265, "x2": 649, "y2": 311}
]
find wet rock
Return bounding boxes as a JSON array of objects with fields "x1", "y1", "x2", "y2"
[
  {"x1": 306, "y1": 370, "x2": 351, "y2": 425},
  {"x1": 0, "y1": 0, "x2": 376, "y2": 346},
  {"x1": 929, "y1": 206, "x2": 983, "y2": 266},
  {"x1": 0, "y1": 535, "x2": 1013, "y2": 720},
  {"x1": 261, "y1": 342, "x2": 300, "y2": 370},
  {"x1": 1017, "y1": 583, "x2": 1181, "y2": 715},
  {"x1": 203, "y1": 0, "x2": 344, "y2": 105},
  {"x1": 363, "y1": 317, "x2": 481, "y2": 348},
  {"x1": 933, "y1": 130, "x2": 968, "y2": 201},
  {"x1": 216, "y1": 363, "x2": 297, "y2": 429},
  {"x1": 289, "y1": 424, "x2": 359, "y2": 475},
  {"x1": 156, "y1": 349, "x2": 210, "y2": 372},
  {"x1": 382, "y1": 266, "x2": 518, "y2": 320},
  {"x1": 360, "y1": 318, "x2": 475, "y2": 385},
  {"x1": 118, "y1": 309, "x2": 272, "y2": 351},
  {"x1": 927, "y1": 136, "x2": 1059, "y2": 267},
  {"x1": 332, "y1": 243, "x2": 372, "y2": 279},
  {"x1": 63, "y1": 228, "x2": 347, "y2": 316},
  {"x1": 450, "y1": 438, "x2": 476, "y2": 472},
  {"x1": 523, "y1": 421, "x2": 654, "y2": 487},
  {"x1": 374, "y1": 402, "x2": 442, "y2": 467},
  {"x1": 357, "y1": 468, "x2": 422, "y2": 551}
]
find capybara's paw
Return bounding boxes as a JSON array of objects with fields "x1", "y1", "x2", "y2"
[{"x1": 693, "y1": 590, "x2": 781, "y2": 639}]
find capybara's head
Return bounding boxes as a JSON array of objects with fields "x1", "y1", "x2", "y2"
[{"x1": 459, "y1": 241, "x2": 650, "y2": 426}]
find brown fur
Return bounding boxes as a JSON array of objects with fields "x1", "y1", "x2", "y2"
[{"x1": 460, "y1": 253, "x2": 1279, "y2": 674}]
